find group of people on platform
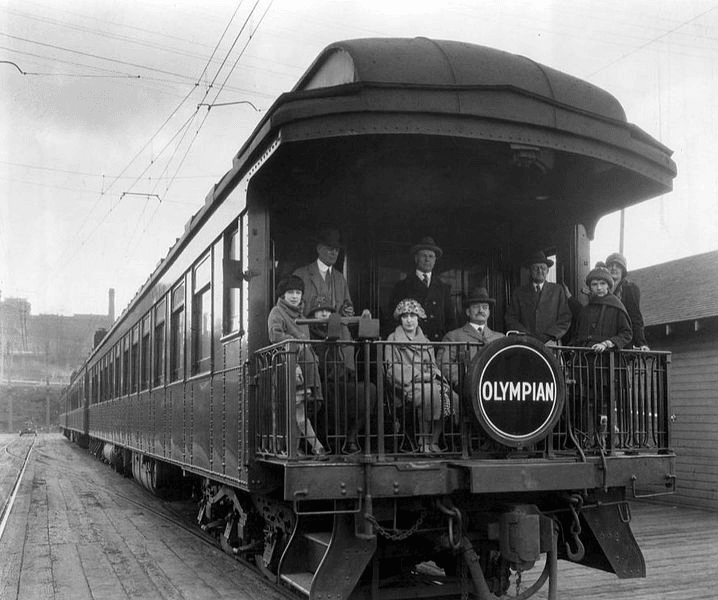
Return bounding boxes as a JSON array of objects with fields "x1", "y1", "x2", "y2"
[{"x1": 268, "y1": 228, "x2": 649, "y2": 456}]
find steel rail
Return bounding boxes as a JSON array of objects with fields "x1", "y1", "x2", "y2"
[{"x1": 0, "y1": 436, "x2": 36, "y2": 542}]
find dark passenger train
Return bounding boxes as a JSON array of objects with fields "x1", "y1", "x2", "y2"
[{"x1": 61, "y1": 38, "x2": 677, "y2": 599}]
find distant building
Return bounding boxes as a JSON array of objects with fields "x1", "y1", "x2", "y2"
[
  {"x1": 0, "y1": 290, "x2": 114, "y2": 431},
  {"x1": 631, "y1": 251, "x2": 718, "y2": 511}
]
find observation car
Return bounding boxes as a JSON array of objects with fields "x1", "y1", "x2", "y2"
[{"x1": 61, "y1": 38, "x2": 677, "y2": 600}]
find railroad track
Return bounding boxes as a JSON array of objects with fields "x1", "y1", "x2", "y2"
[
  {"x1": 112, "y1": 487, "x2": 294, "y2": 600},
  {"x1": 0, "y1": 434, "x2": 36, "y2": 542}
]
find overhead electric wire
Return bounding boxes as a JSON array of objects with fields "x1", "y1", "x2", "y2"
[
  {"x1": 123, "y1": 0, "x2": 274, "y2": 265},
  {"x1": 0, "y1": 160, "x2": 215, "y2": 179},
  {"x1": 51, "y1": 85, "x2": 202, "y2": 271},
  {"x1": 0, "y1": 32, "x2": 198, "y2": 81},
  {"x1": 118, "y1": 0, "x2": 251, "y2": 260},
  {"x1": 587, "y1": 5, "x2": 718, "y2": 77}
]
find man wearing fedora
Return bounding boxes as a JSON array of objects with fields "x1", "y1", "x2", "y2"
[
  {"x1": 294, "y1": 227, "x2": 354, "y2": 318},
  {"x1": 505, "y1": 251, "x2": 572, "y2": 345},
  {"x1": 438, "y1": 288, "x2": 504, "y2": 389},
  {"x1": 390, "y1": 236, "x2": 456, "y2": 342}
]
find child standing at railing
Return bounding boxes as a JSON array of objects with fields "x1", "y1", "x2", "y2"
[{"x1": 268, "y1": 275, "x2": 328, "y2": 458}]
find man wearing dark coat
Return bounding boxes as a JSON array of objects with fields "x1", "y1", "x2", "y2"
[
  {"x1": 505, "y1": 251, "x2": 572, "y2": 344},
  {"x1": 390, "y1": 236, "x2": 456, "y2": 342},
  {"x1": 437, "y1": 288, "x2": 504, "y2": 389},
  {"x1": 293, "y1": 228, "x2": 354, "y2": 318}
]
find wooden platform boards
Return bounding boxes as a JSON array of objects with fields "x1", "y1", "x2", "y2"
[{"x1": 0, "y1": 433, "x2": 716, "y2": 599}]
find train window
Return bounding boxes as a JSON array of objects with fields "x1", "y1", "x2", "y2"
[
  {"x1": 130, "y1": 325, "x2": 139, "y2": 394},
  {"x1": 114, "y1": 345, "x2": 121, "y2": 397},
  {"x1": 224, "y1": 224, "x2": 241, "y2": 334},
  {"x1": 170, "y1": 282, "x2": 185, "y2": 382},
  {"x1": 100, "y1": 357, "x2": 106, "y2": 402},
  {"x1": 154, "y1": 299, "x2": 166, "y2": 387},
  {"x1": 122, "y1": 335, "x2": 130, "y2": 395},
  {"x1": 140, "y1": 313, "x2": 151, "y2": 390},
  {"x1": 108, "y1": 352, "x2": 115, "y2": 399},
  {"x1": 91, "y1": 366, "x2": 98, "y2": 405},
  {"x1": 192, "y1": 254, "x2": 212, "y2": 374}
]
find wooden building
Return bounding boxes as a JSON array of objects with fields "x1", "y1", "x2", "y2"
[{"x1": 630, "y1": 250, "x2": 718, "y2": 511}]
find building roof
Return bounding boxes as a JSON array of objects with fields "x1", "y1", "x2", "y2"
[{"x1": 629, "y1": 250, "x2": 718, "y2": 326}]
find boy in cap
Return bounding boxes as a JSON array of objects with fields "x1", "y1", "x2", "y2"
[{"x1": 267, "y1": 275, "x2": 328, "y2": 458}]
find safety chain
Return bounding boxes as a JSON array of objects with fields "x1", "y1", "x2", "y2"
[
  {"x1": 364, "y1": 512, "x2": 425, "y2": 541},
  {"x1": 565, "y1": 494, "x2": 585, "y2": 561}
]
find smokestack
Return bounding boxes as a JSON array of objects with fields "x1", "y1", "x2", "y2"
[{"x1": 108, "y1": 288, "x2": 115, "y2": 323}]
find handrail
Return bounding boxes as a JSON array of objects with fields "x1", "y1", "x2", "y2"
[{"x1": 252, "y1": 340, "x2": 671, "y2": 460}]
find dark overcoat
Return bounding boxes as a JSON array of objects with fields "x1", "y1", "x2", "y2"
[
  {"x1": 613, "y1": 278, "x2": 647, "y2": 347},
  {"x1": 504, "y1": 282, "x2": 572, "y2": 343}
]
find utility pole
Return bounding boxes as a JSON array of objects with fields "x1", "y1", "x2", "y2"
[{"x1": 619, "y1": 209, "x2": 625, "y2": 254}]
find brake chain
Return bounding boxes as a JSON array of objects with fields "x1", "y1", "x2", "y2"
[{"x1": 365, "y1": 512, "x2": 425, "y2": 541}]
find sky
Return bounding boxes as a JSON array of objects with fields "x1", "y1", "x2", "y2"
[{"x1": 1, "y1": 0, "x2": 717, "y2": 316}]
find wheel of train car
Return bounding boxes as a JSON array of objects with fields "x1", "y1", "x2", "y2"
[{"x1": 466, "y1": 335, "x2": 565, "y2": 448}]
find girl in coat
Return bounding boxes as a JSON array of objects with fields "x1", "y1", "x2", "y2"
[
  {"x1": 571, "y1": 266, "x2": 632, "y2": 351},
  {"x1": 385, "y1": 298, "x2": 457, "y2": 454},
  {"x1": 267, "y1": 275, "x2": 327, "y2": 458}
]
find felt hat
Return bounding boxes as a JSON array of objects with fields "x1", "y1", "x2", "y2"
[
  {"x1": 315, "y1": 228, "x2": 344, "y2": 248},
  {"x1": 523, "y1": 250, "x2": 554, "y2": 268},
  {"x1": 393, "y1": 298, "x2": 427, "y2": 320},
  {"x1": 464, "y1": 287, "x2": 496, "y2": 308},
  {"x1": 307, "y1": 295, "x2": 335, "y2": 316},
  {"x1": 276, "y1": 275, "x2": 305, "y2": 297},
  {"x1": 605, "y1": 252, "x2": 627, "y2": 273},
  {"x1": 585, "y1": 265, "x2": 614, "y2": 290},
  {"x1": 409, "y1": 236, "x2": 443, "y2": 258}
]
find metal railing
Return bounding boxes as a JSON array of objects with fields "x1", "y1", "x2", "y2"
[{"x1": 252, "y1": 340, "x2": 670, "y2": 460}]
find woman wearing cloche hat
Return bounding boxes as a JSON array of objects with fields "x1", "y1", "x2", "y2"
[
  {"x1": 385, "y1": 298, "x2": 458, "y2": 454},
  {"x1": 605, "y1": 252, "x2": 649, "y2": 350}
]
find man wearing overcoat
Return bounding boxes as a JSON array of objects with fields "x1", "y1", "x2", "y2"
[
  {"x1": 438, "y1": 287, "x2": 504, "y2": 389},
  {"x1": 390, "y1": 236, "x2": 456, "y2": 342},
  {"x1": 504, "y1": 251, "x2": 572, "y2": 344},
  {"x1": 293, "y1": 228, "x2": 354, "y2": 318}
]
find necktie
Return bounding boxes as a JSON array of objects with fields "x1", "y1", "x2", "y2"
[{"x1": 422, "y1": 273, "x2": 430, "y2": 287}]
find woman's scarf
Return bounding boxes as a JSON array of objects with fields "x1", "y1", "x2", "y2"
[
  {"x1": 275, "y1": 297, "x2": 308, "y2": 339},
  {"x1": 588, "y1": 293, "x2": 630, "y2": 320}
]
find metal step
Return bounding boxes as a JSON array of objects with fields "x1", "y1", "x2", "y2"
[
  {"x1": 280, "y1": 571, "x2": 314, "y2": 596},
  {"x1": 305, "y1": 531, "x2": 331, "y2": 547}
]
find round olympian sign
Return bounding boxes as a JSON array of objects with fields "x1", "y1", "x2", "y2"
[{"x1": 468, "y1": 336, "x2": 565, "y2": 448}]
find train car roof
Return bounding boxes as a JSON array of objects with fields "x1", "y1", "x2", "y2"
[{"x1": 104, "y1": 37, "x2": 676, "y2": 351}]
